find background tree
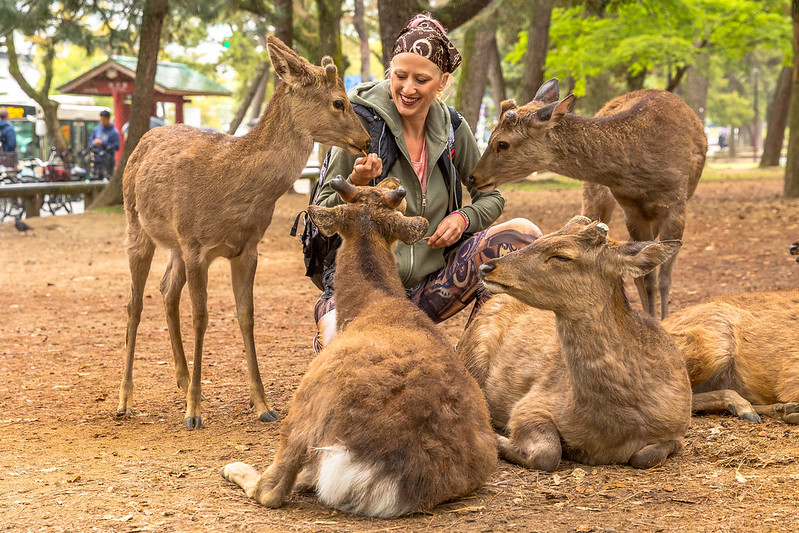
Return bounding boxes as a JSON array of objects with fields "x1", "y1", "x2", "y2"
[
  {"x1": 92, "y1": 0, "x2": 170, "y2": 207},
  {"x1": 760, "y1": 65, "x2": 792, "y2": 167},
  {"x1": 784, "y1": 0, "x2": 799, "y2": 197},
  {"x1": 520, "y1": 0, "x2": 555, "y2": 103}
]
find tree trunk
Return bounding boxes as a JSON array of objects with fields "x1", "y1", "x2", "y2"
[
  {"x1": 761, "y1": 65, "x2": 792, "y2": 167},
  {"x1": 455, "y1": 24, "x2": 492, "y2": 132},
  {"x1": 317, "y1": 0, "x2": 347, "y2": 71},
  {"x1": 785, "y1": 1, "x2": 799, "y2": 197},
  {"x1": 249, "y1": 67, "x2": 270, "y2": 121},
  {"x1": 487, "y1": 33, "x2": 506, "y2": 112},
  {"x1": 728, "y1": 125, "x2": 738, "y2": 159},
  {"x1": 377, "y1": 0, "x2": 493, "y2": 68},
  {"x1": 682, "y1": 58, "x2": 709, "y2": 123},
  {"x1": 520, "y1": 0, "x2": 554, "y2": 104},
  {"x1": 5, "y1": 35, "x2": 69, "y2": 157},
  {"x1": 91, "y1": 0, "x2": 169, "y2": 207},
  {"x1": 354, "y1": 0, "x2": 371, "y2": 82},
  {"x1": 227, "y1": 63, "x2": 270, "y2": 135},
  {"x1": 272, "y1": 0, "x2": 293, "y2": 86},
  {"x1": 626, "y1": 67, "x2": 648, "y2": 92}
]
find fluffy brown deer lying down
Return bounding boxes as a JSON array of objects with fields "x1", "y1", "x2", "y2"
[
  {"x1": 118, "y1": 37, "x2": 369, "y2": 429},
  {"x1": 465, "y1": 79, "x2": 707, "y2": 319},
  {"x1": 664, "y1": 290, "x2": 799, "y2": 424},
  {"x1": 458, "y1": 216, "x2": 691, "y2": 471},
  {"x1": 220, "y1": 177, "x2": 496, "y2": 517}
]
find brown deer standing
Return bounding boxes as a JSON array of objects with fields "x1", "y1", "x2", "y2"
[
  {"x1": 458, "y1": 216, "x2": 691, "y2": 470},
  {"x1": 466, "y1": 79, "x2": 707, "y2": 318},
  {"x1": 220, "y1": 177, "x2": 496, "y2": 517},
  {"x1": 664, "y1": 290, "x2": 799, "y2": 424},
  {"x1": 118, "y1": 37, "x2": 370, "y2": 429}
]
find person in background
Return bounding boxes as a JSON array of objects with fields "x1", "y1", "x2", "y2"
[
  {"x1": 90, "y1": 109, "x2": 120, "y2": 176},
  {"x1": 310, "y1": 12, "x2": 542, "y2": 353},
  {"x1": 0, "y1": 108, "x2": 17, "y2": 153}
]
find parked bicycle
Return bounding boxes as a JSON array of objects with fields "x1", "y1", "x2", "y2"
[{"x1": 80, "y1": 146, "x2": 112, "y2": 181}]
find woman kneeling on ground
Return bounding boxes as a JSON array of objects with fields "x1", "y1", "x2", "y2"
[{"x1": 313, "y1": 13, "x2": 541, "y2": 351}]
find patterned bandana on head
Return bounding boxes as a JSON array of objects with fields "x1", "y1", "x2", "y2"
[{"x1": 391, "y1": 13, "x2": 462, "y2": 74}]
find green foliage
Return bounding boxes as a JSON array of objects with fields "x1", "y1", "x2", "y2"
[{"x1": 707, "y1": 90, "x2": 753, "y2": 127}]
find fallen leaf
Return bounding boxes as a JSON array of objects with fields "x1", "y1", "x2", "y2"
[
  {"x1": 552, "y1": 474, "x2": 562, "y2": 485},
  {"x1": 735, "y1": 470, "x2": 746, "y2": 483}
]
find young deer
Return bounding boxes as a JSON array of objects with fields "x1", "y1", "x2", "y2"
[
  {"x1": 118, "y1": 37, "x2": 370, "y2": 429},
  {"x1": 465, "y1": 79, "x2": 707, "y2": 318},
  {"x1": 458, "y1": 216, "x2": 691, "y2": 470},
  {"x1": 220, "y1": 177, "x2": 496, "y2": 517},
  {"x1": 664, "y1": 290, "x2": 799, "y2": 424}
]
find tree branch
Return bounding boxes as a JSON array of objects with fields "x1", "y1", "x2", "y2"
[{"x1": 431, "y1": 0, "x2": 494, "y2": 31}]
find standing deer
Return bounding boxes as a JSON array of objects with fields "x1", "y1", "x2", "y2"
[
  {"x1": 466, "y1": 79, "x2": 707, "y2": 318},
  {"x1": 220, "y1": 177, "x2": 496, "y2": 516},
  {"x1": 664, "y1": 290, "x2": 799, "y2": 424},
  {"x1": 118, "y1": 37, "x2": 370, "y2": 429},
  {"x1": 458, "y1": 216, "x2": 691, "y2": 470}
]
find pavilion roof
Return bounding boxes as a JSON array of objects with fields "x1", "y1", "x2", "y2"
[{"x1": 57, "y1": 56, "x2": 231, "y2": 97}]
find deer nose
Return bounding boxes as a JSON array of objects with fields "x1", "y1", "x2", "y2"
[{"x1": 478, "y1": 262, "x2": 495, "y2": 278}]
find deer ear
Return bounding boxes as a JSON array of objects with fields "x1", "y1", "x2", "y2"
[
  {"x1": 532, "y1": 78, "x2": 560, "y2": 104},
  {"x1": 389, "y1": 213, "x2": 429, "y2": 245},
  {"x1": 267, "y1": 36, "x2": 312, "y2": 86},
  {"x1": 307, "y1": 205, "x2": 345, "y2": 237},
  {"x1": 535, "y1": 94, "x2": 575, "y2": 125},
  {"x1": 615, "y1": 240, "x2": 682, "y2": 278}
]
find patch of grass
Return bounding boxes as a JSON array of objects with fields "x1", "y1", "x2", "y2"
[
  {"x1": 500, "y1": 174, "x2": 582, "y2": 192},
  {"x1": 87, "y1": 204, "x2": 125, "y2": 214}
]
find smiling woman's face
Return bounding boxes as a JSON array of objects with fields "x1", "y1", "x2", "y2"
[{"x1": 389, "y1": 53, "x2": 449, "y2": 122}]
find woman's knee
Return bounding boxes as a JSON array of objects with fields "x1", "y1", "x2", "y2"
[{"x1": 498, "y1": 217, "x2": 543, "y2": 238}]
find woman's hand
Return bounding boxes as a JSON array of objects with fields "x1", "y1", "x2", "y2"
[
  {"x1": 426, "y1": 212, "x2": 467, "y2": 249},
  {"x1": 349, "y1": 153, "x2": 383, "y2": 186}
]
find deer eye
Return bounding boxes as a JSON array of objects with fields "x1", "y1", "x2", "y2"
[
  {"x1": 333, "y1": 99, "x2": 345, "y2": 110},
  {"x1": 497, "y1": 141, "x2": 510, "y2": 152},
  {"x1": 547, "y1": 254, "x2": 572, "y2": 263}
]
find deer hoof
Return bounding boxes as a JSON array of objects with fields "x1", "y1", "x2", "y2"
[
  {"x1": 784, "y1": 413, "x2": 799, "y2": 425},
  {"x1": 259, "y1": 410, "x2": 280, "y2": 422},
  {"x1": 185, "y1": 416, "x2": 202, "y2": 430},
  {"x1": 741, "y1": 412, "x2": 762, "y2": 424},
  {"x1": 116, "y1": 407, "x2": 133, "y2": 418}
]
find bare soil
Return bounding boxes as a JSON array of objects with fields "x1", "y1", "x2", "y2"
[{"x1": 1, "y1": 176, "x2": 798, "y2": 532}]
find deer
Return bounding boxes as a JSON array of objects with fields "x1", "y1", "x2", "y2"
[
  {"x1": 117, "y1": 36, "x2": 370, "y2": 430},
  {"x1": 220, "y1": 177, "x2": 497, "y2": 517},
  {"x1": 458, "y1": 216, "x2": 691, "y2": 471},
  {"x1": 791, "y1": 240, "x2": 798, "y2": 261},
  {"x1": 465, "y1": 78, "x2": 707, "y2": 319},
  {"x1": 663, "y1": 290, "x2": 799, "y2": 424}
]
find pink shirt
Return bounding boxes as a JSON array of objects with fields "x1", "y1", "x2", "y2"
[{"x1": 410, "y1": 137, "x2": 428, "y2": 192}]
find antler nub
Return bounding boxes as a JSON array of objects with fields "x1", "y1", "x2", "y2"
[
  {"x1": 322, "y1": 57, "x2": 337, "y2": 83},
  {"x1": 384, "y1": 186, "x2": 407, "y2": 209},
  {"x1": 331, "y1": 175, "x2": 359, "y2": 203}
]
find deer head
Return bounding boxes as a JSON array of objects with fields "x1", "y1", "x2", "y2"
[
  {"x1": 307, "y1": 176, "x2": 429, "y2": 245},
  {"x1": 465, "y1": 78, "x2": 575, "y2": 191},
  {"x1": 478, "y1": 215, "x2": 681, "y2": 316},
  {"x1": 266, "y1": 36, "x2": 369, "y2": 155}
]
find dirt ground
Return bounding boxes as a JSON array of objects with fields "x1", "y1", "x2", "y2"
[{"x1": 1, "y1": 175, "x2": 798, "y2": 532}]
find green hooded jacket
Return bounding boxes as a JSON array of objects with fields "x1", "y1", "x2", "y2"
[{"x1": 316, "y1": 80, "x2": 505, "y2": 288}]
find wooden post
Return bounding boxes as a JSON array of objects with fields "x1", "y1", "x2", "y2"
[{"x1": 24, "y1": 195, "x2": 43, "y2": 218}]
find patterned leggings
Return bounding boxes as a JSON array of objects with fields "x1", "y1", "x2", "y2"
[{"x1": 313, "y1": 218, "x2": 542, "y2": 347}]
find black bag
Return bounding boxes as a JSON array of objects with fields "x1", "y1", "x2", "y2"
[{"x1": 290, "y1": 104, "x2": 464, "y2": 292}]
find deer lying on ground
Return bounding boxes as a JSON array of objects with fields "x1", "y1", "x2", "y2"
[
  {"x1": 458, "y1": 216, "x2": 691, "y2": 471},
  {"x1": 465, "y1": 79, "x2": 707, "y2": 318},
  {"x1": 664, "y1": 290, "x2": 799, "y2": 424},
  {"x1": 220, "y1": 177, "x2": 496, "y2": 517},
  {"x1": 118, "y1": 37, "x2": 369, "y2": 429}
]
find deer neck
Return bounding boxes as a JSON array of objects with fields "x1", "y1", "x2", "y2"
[
  {"x1": 546, "y1": 115, "x2": 631, "y2": 187},
  {"x1": 333, "y1": 229, "x2": 408, "y2": 324},
  {"x1": 553, "y1": 281, "x2": 642, "y2": 392},
  {"x1": 233, "y1": 84, "x2": 314, "y2": 198}
]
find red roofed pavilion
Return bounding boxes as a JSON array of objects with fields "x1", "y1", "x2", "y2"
[{"x1": 57, "y1": 55, "x2": 231, "y2": 162}]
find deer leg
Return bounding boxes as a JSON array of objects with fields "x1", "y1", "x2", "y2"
[
  {"x1": 117, "y1": 233, "x2": 156, "y2": 418},
  {"x1": 692, "y1": 390, "x2": 762, "y2": 423},
  {"x1": 581, "y1": 182, "x2": 616, "y2": 223},
  {"x1": 160, "y1": 249, "x2": 190, "y2": 393},
  {"x1": 629, "y1": 440, "x2": 681, "y2": 469},
  {"x1": 230, "y1": 248, "x2": 279, "y2": 422},
  {"x1": 184, "y1": 254, "x2": 210, "y2": 430},
  {"x1": 656, "y1": 209, "x2": 686, "y2": 319},
  {"x1": 500, "y1": 396, "x2": 562, "y2": 471},
  {"x1": 624, "y1": 214, "x2": 657, "y2": 316},
  {"x1": 751, "y1": 402, "x2": 799, "y2": 423},
  {"x1": 221, "y1": 437, "x2": 306, "y2": 508}
]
